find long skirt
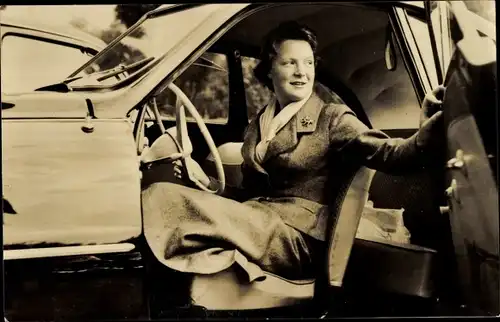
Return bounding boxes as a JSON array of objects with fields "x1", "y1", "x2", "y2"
[{"x1": 141, "y1": 182, "x2": 322, "y2": 281}]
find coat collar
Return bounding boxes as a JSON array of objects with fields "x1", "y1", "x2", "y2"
[{"x1": 241, "y1": 92, "x2": 325, "y2": 170}]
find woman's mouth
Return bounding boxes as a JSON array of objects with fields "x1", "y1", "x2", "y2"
[{"x1": 290, "y1": 81, "x2": 307, "y2": 87}]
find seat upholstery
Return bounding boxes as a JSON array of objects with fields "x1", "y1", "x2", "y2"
[
  {"x1": 190, "y1": 265, "x2": 315, "y2": 310},
  {"x1": 194, "y1": 143, "x2": 375, "y2": 309},
  {"x1": 203, "y1": 142, "x2": 246, "y2": 201}
]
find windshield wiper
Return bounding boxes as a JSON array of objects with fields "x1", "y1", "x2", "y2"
[
  {"x1": 96, "y1": 57, "x2": 155, "y2": 82},
  {"x1": 64, "y1": 56, "x2": 155, "y2": 85},
  {"x1": 37, "y1": 55, "x2": 161, "y2": 93}
]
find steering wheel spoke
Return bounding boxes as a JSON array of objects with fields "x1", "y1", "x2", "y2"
[{"x1": 165, "y1": 83, "x2": 225, "y2": 195}]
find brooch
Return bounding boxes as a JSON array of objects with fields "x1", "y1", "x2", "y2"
[{"x1": 301, "y1": 116, "x2": 313, "y2": 127}]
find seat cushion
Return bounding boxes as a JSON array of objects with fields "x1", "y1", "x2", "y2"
[
  {"x1": 190, "y1": 264, "x2": 315, "y2": 310},
  {"x1": 344, "y1": 238, "x2": 437, "y2": 298}
]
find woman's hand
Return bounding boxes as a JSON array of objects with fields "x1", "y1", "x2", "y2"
[
  {"x1": 173, "y1": 158, "x2": 211, "y2": 187},
  {"x1": 417, "y1": 85, "x2": 446, "y2": 148}
]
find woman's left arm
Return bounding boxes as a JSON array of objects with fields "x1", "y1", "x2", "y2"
[{"x1": 330, "y1": 86, "x2": 446, "y2": 175}]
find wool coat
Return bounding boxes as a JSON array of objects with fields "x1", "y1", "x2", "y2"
[{"x1": 142, "y1": 92, "x2": 433, "y2": 280}]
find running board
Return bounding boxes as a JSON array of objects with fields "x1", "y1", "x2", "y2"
[{"x1": 3, "y1": 243, "x2": 135, "y2": 260}]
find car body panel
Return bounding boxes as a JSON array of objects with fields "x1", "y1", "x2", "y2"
[
  {"x1": 444, "y1": 66, "x2": 499, "y2": 315},
  {"x1": 440, "y1": 2, "x2": 499, "y2": 313},
  {"x1": 2, "y1": 117, "x2": 142, "y2": 248},
  {"x1": 2, "y1": 92, "x2": 91, "y2": 118}
]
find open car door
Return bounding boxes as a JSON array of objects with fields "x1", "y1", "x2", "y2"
[
  {"x1": 2, "y1": 94, "x2": 142, "y2": 259},
  {"x1": 427, "y1": 0, "x2": 498, "y2": 315}
]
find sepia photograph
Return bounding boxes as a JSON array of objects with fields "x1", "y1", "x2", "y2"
[{"x1": 1, "y1": 1, "x2": 498, "y2": 320}]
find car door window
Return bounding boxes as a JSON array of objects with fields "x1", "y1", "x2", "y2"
[
  {"x1": 154, "y1": 51, "x2": 229, "y2": 124},
  {"x1": 240, "y1": 56, "x2": 273, "y2": 121},
  {"x1": 405, "y1": 12, "x2": 441, "y2": 89},
  {"x1": 1, "y1": 35, "x2": 94, "y2": 93}
]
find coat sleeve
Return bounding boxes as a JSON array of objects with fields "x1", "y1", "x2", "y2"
[{"x1": 328, "y1": 106, "x2": 436, "y2": 175}]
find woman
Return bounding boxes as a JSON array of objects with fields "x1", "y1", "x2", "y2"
[{"x1": 142, "y1": 21, "x2": 445, "y2": 281}]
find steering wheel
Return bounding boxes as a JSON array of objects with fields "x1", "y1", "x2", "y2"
[{"x1": 140, "y1": 83, "x2": 225, "y2": 195}]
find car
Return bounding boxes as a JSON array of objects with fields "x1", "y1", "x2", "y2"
[
  {"x1": 0, "y1": 17, "x2": 106, "y2": 94},
  {"x1": 2, "y1": 1, "x2": 497, "y2": 320}
]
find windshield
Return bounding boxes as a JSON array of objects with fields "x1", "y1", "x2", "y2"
[{"x1": 67, "y1": 5, "x2": 220, "y2": 88}]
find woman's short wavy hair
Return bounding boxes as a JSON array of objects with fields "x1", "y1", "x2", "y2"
[{"x1": 254, "y1": 21, "x2": 319, "y2": 90}]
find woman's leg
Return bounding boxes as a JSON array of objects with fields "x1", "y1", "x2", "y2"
[{"x1": 142, "y1": 182, "x2": 315, "y2": 280}]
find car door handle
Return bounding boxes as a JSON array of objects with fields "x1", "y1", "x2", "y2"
[
  {"x1": 446, "y1": 149, "x2": 465, "y2": 170},
  {"x1": 81, "y1": 113, "x2": 95, "y2": 133}
]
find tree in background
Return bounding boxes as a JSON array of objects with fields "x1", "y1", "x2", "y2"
[
  {"x1": 115, "y1": 4, "x2": 162, "y2": 38},
  {"x1": 115, "y1": 4, "x2": 161, "y2": 28}
]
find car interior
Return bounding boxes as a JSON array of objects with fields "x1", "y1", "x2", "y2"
[{"x1": 137, "y1": 2, "x2": 459, "y2": 317}]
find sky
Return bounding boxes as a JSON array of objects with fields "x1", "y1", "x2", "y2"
[{"x1": 1, "y1": 5, "x2": 117, "y2": 34}]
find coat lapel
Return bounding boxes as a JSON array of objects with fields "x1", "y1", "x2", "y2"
[
  {"x1": 263, "y1": 93, "x2": 325, "y2": 162},
  {"x1": 296, "y1": 92, "x2": 323, "y2": 134},
  {"x1": 241, "y1": 110, "x2": 268, "y2": 175}
]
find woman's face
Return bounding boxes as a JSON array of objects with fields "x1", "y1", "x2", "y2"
[{"x1": 269, "y1": 39, "x2": 315, "y2": 106}]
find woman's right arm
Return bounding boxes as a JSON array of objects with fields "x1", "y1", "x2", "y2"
[{"x1": 329, "y1": 86, "x2": 445, "y2": 175}]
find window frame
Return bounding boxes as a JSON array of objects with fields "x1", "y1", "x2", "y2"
[
  {"x1": 391, "y1": 2, "x2": 448, "y2": 101},
  {"x1": 391, "y1": 8, "x2": 434, "y2": 101},
  {"x1": 1, "y1": 31, "x2": 99, "y2": 55}
]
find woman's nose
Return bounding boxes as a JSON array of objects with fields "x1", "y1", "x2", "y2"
[{"x1": 294, "y1": 63, "x2": 306, "y2": 76}]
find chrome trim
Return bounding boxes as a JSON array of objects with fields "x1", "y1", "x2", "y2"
[{"x1": 4, "y1": 243, "x2": 136, "y2": 260}]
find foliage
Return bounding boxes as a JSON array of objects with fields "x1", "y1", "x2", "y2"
[
  {"x1": 156, "y1": 53, "x2": 230, "y2": 121},
  {"x1": 115, "y1": 4, "x2": 161, "y2": 28},
  {"x1": 115, "y1": 4, "x2": 161, "y2": 38},
  {"x1": 241, "y1": 57, "x2": 273, "y2": 120}
]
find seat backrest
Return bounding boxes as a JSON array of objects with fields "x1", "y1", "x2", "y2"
[
  {"x1": 325, "y1": 166, "x2": 376, "y2": 287},
  {"x1": 205, "y1": 142, "x2": 244, "y2": 188}
]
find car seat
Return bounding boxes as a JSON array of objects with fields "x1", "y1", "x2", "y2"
[
  {"x1": 197, "y1": 142, "x2": 376, "y2": 310},
  {"x1": 199, "y1": 143, "x2": 439, "y2": 313}
]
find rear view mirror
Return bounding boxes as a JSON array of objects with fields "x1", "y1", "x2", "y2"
[{"x1": 385, "y1": 25, "x2": 397, "y2": 71}]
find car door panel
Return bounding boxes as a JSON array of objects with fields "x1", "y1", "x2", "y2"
[
  {"x1": 443, "y1": 52, "x2": 498, "y2": 315},
  {"x1": 439, "y1": 1, "x2": 499, "y2": 313},
  {"x1": 2, "y1": 119, "x2": 142, "y2": 248}
]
